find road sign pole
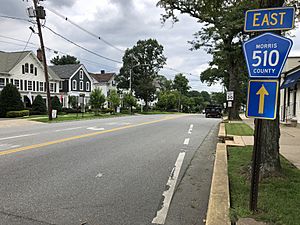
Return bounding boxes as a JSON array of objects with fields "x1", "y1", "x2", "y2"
[{"x1": 250, "y1": 119, "x2": 262, "y2": 211}]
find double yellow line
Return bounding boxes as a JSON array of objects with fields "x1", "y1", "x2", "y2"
[{"x1": 0, "y1": 115, "x2": 185, "y2": 156}]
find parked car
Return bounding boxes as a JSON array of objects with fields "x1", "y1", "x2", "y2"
[{"x1": 205, "y1": 105, "x2": 222, "y2": 118}]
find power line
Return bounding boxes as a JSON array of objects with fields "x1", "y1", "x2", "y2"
[
  {"x1": 0, "y1": 14, "x2": 33, "y2": 23},
  {"x1": 0, "y1": 35, "x2": 119, "y2": 70},
  {"x1": 43, "y1": 6, "x2": 125, "y2": 53},
  {"x1": 43, "y1": 25, "x2": 122, "y2": 64}
]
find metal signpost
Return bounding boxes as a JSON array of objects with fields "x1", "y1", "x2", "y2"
[{"x1": 243, "y1": 6, "x2": 294, "y2": 211}]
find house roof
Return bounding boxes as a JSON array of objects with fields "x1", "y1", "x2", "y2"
[
  {"x1": 0, "y1": 51, "x2": 30, "y2": 73},
  {"x1": 282, "y1": 57, "x2": 300, "y2": 74},
  {"x1": 49, "y1": 64, "x2": 82, "y2": 79},
  {"x1": 90, "y1": 72, "x2": 115, "y2": 83}
]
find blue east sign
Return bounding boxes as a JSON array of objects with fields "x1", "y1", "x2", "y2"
[
  {"x1": 243, "y1": 33, "x2": 293, "y2": 79},
  {"x1": 246, "y1": 80, "x2": 278, "y2": 120},
  {"x1": 244, "y1": 7, "x2": 295, "y2": 32}
]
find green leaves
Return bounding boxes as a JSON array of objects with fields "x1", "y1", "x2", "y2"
[{"x1": 50, "y1": 55, "x2": 80, "y2": 65}]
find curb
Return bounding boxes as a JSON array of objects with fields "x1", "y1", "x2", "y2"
[{"x1": 206, "y1": 140, "x2": 231, "y2": 225}]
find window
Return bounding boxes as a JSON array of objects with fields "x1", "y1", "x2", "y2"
[
  {"x1": 54, "y1": 83, "x2": 57, "y2": 93},
  {"x1": 30, "y1": 64, "x2": 34, "y2": 73},
  {"x1": 22, "y1": 65, "x2": 25, "y2": 74},
  {"x1": 79, "y1": 70, "x2": 84, "y2": 80},
  {"x1": 72, "y1": 80, "x2": 77, "y2": 90},
  {"x1": 20, "y1": 80, "x2": 23, "y2": 90},
  {"x1": 37, "y1": 81, "x2": 39, "y2": 92},
  {"x1": 33, "y1": 81, "x2": 35, "y2": 91},
  {"x1": 14, "y1": 80, "x2": 20, "y2": 89},
  {"x1": 80, "y1": 81, "x2": 83, "y2": 90},
  {"x1": 0, "y1": 78, "x2": 4, "y2": 88},
  {"x1": 28, "y1": 81, "x2": 32, "y2": 91},
  {"x1": 86, "y1": 82, "x2": 90, "y2": 91},
  {"x1": 24, "y1": 80, "x2": 27, "y2": 91},
  {"x1": 59, "y1": 81, "x2": 63, "y2": 90},
  {"x1": 34, "y1": 67, "x2": 37, "y2": 76},
  {"x1": 25, "y1": 63, "x2": 29, "y2": 73},
  {"x1": 40, "y1": 82, "x2": 44, "y2": 92},
  {"x1": 50, "y1": 83, "x2": 54, "y2": 93}
]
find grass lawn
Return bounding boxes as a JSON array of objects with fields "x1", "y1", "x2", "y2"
[
  {"x1": 29, "y1": 113, "x2": 128, "y2": 123},
  {"x1": 228, "y1": 146, "x2": 300, "y2": 224},
  {"x1": 225, "y1": 123, "x2": 254, "y2": 136}
]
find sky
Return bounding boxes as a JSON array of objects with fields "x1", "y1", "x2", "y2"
[{"x1": 0, "y1": 0, "x2": 299, "y2": 93}]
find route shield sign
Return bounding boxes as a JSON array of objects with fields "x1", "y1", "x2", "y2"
[
  {"x1": 243, "y1": 33, "x2": 293, "y2": 79},
  {"x1": 244, "y1": 7, "x2": 295, "y2": 32},
  {"x1": 246, "y1": 80, "x2": 279, "y2": 120}
]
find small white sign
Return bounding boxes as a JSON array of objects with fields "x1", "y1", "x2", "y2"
[
  {"x1": 227, "y1": 91, "x2": 234, "y2": 101},
  {"x1": 228, "y1": 101, "x2": 233, "y2": 108},
  {"x1": 52, "y1": 109, "x2": 57, "y2": 118}
]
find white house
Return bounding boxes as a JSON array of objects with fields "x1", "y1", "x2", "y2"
[
  {"x1": 0, "y1": 50, "x2": 61, "y2": 107},
  {"x1": 89, "y1": 70, "x2": 117, "y2": 97},
  {"x1": 280, "y1": 57, "x2": 300, "y2": 126}
]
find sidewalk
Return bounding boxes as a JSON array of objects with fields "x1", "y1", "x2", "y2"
[
  {"x1": 0, "y1": 118, "x2": 41, "y2": 128},
  {"x1": 241, "y1": 115, "x2": 300, "y2": 169}
]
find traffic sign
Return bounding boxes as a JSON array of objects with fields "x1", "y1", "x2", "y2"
[
  {"x1": 243, "y1": 33, "x2": 293, "y2": 79},
  {"x1": 227, "y1": 91, "x2": 234, "y2": 101},
  {"x1": 244, "y1": 7, "x2": 295, "y2": 32},
  {"x1": 246, "y1": 80, "x2": 278, "y2": 120}
]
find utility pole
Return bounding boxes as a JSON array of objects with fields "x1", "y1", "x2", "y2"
[{"x1": 31, "y1": 0, "x2": 52, "y2": 120}]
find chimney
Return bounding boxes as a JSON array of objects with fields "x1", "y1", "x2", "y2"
[
  {"x1": 101, "y1": 70, "x2": 105, "y2": 74},
  {"x1": 37, "y1": 48, "x2": 43, "y2": 62}
]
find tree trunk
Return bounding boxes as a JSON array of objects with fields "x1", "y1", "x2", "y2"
[
  {"x1": 228, "y1": 56, "x2": 241, "y2": 120},
  {"x1": 255, "y1": 0, "x2": 283, "y2": 177}
]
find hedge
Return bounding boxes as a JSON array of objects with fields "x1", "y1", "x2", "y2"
[{"x1": 6, "y1": 110, "x2": 29, "y2": 118}]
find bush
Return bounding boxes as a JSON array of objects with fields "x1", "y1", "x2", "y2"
[
  {"x1": 32, "y1": 95, "x2": 47, "y2": 114},
  {"x1": 6, "y1": 110, "x2": 29, "y2": 118},
  {"x1": 29, "y1": 110, "x2": 46, "y2": 115},
  {"x1": 0, "y1": 83, "x2": 24, "y2": 117},
  {"x1": 101, "y1": 108, "x2": 114, "y2": 114},
  {"x1": 62, "y1": 107, "x2": 80, "y2": 114},
  {"x1": 51, "y1": 96, "x2": 62, "y2": 112}
]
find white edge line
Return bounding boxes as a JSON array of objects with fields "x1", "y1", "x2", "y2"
[
  {"x1": 183, "y1": 138, "x2": 190, "y2": 145},
  {"x1": 152, "y1": 151, "x2": 186, "y2": 224},
  {"x1": 0, "y1": 133, "x2": 37, "y2": 141}
]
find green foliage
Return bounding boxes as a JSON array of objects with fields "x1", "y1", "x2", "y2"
[
  {"x1": 89, "y1": 88, "x2": 106, "y2": 115},
  {"x1": 6, "y1": 110, "x2": 29, "y2": 118},
  {"x1": 51, "y1": 96, "x2": 62, "y2": 112},
  {"x1": 156, "y1": 90, "x2": 180, "y2": 111},
  {"x1": 0, "y1": 83, "x2": 24, "y2": 117},
  {"x1": 68, "y1": 96, "x2": 77, "y2": 108},
  {"x1": 107, "y1": 89, "x2": 120, "y2": 112},
  {"x1": 32, "y1": 95, "x2": 47, "y2": 114},
  {"x1": 173, "y1": 73, "x2": 190, "y2": 95},
  {"x1": 211, "y1": 92, "x2": 225, "y2": 105},
  {"x1": 123, "y1": 92, "x2": 137, "y2": 109},
  {"x1": 50, "y1": 55, "x2": 80, "y2": 65},
  {"x1": 117, "y1": 39, "x2": 167, "y2": 109}
]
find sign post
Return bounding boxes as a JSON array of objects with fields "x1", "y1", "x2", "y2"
[{"x1": 243, "y1": 5, "x2": 294, "y2": 212}]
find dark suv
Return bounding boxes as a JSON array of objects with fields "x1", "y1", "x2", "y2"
[{"x1": 205, "y1": 105, "x2": 222, "y2": 118}]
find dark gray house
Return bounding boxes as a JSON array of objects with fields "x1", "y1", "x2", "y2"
[{"x1": 49, "y1": 64, "x2": 93, "y2": 108}]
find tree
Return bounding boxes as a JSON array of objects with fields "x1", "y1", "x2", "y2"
[
  {"x1": 157, "y1": 0, "x2": 258, "y2": 120},
  {"x1": 117, "y1": 39, "x2": 167, "y2": 111},
  {"x1": 123, "y1": 93, "x2": 137, "y2": 113},
  {"x1": 51, "y1": 55, "x2": 80, "y2": 65},
  {"x1": 89, "y1": 88, "x2": 106, "y2": 115},
  {"x1": 156, "y1": 90, "x2": 179, "y2": 111},
  {"x1": 0, "y1": 83, "x2": 24, "y2": 117},
  {"x1": 211, "y1": 92, "x2": 225, "y2": 106},
  {"x1": 173, "y1": 73, "x2": 190, "y2": 112},
  {"x1": 32, "y1": 95, "x2": 47, "y2": 114},
  {"x1": 51, "y1": 96, "x2": 62, "y2": 112},
  {"x1": 107, "y1": 90, "x2": 120, "y2": 113},
  {"x1": 200, "y1": 91, "x2": 211, "y2": 104}
]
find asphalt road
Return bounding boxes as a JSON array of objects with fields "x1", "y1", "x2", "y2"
[{"x1": 0, "y1": 114, "x2": 219, "y2": 225}]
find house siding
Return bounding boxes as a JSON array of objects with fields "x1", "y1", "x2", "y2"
[{"x1": 70, "y1": 69, "x2": 91, "y2": 92}]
